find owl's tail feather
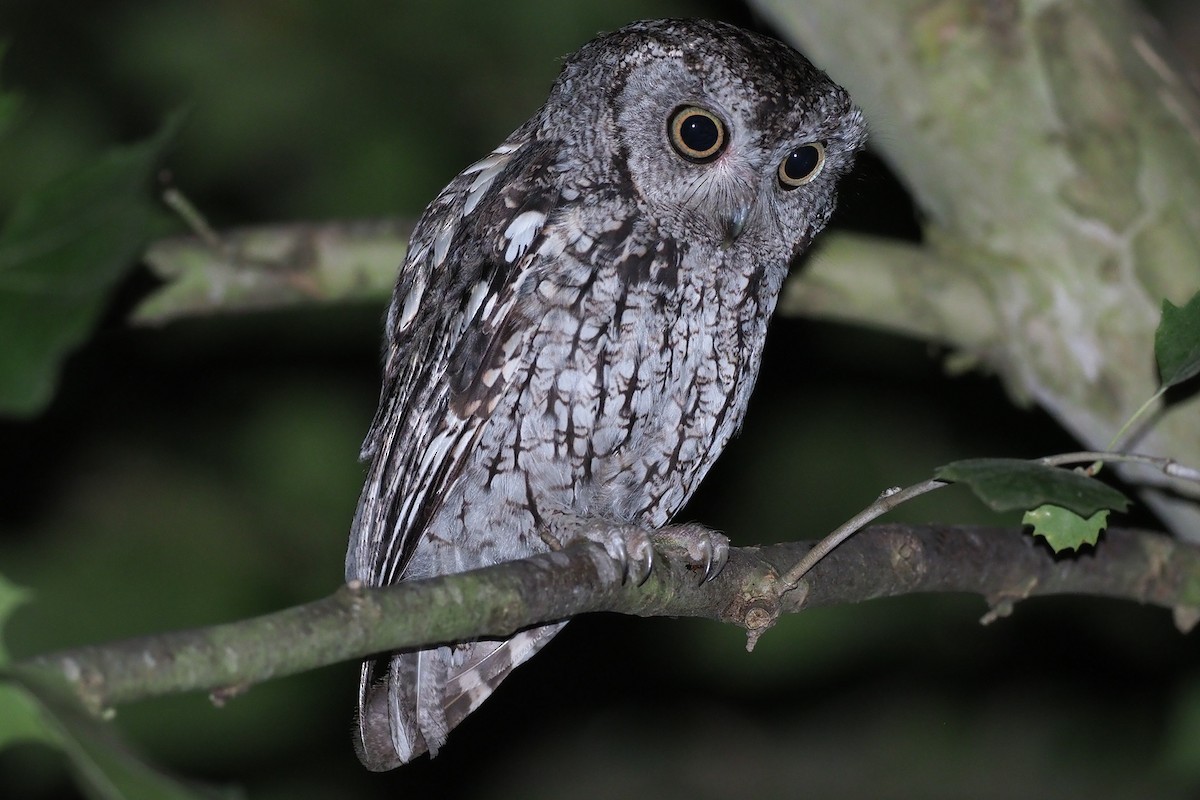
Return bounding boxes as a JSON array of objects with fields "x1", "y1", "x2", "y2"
[
  {"x1": 442, "y1": 621, "x2": 567, "y2": 731},
  {"x1": 354, "y1": 622, "x2": 566, "y2": 770}
]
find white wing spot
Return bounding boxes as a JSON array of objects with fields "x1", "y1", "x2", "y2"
[
  {"x1": 462, "y1": 146, "x2": 519, "y2": 215},
  {"x1": 503, "y1": 210, "x2": 546, "y2": 263},
  {"x1": 480, "y1": 291, "x2": 499, "y2": 320},
  {"x1": 461, "y1": 155, "x2": 503, "y2": 177},
  {"x1": 432, "y1": 221, "x2": 455, "y2": 268},
  {"x1": 397, "y1": 273, "x2": 426, "y2": 333},
  {"x1": 463, "y1": 180, "x2": 493, "y2": 216},
  {"x1": 462, "y1": 279, "x2": 490, "y2": 324}
]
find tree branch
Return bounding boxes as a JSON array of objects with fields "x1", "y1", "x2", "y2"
[
  {"x1": 134, "y1": 218, "x2": 406, "y2": 325},
  {"x1": 780, "y1": 233, "x2": 998, "y2": 353},
  {"x1": 15, "y1": 523, "x2": 1200, "y2": 716}
]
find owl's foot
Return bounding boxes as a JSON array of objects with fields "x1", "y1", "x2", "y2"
[
  {"x1": 542, "y1": 517, "x2": 654, "y2": 585},
  {"x1": 591, "y1": 524, "x2": 655, "y2": 585},
  {"x1": 542, "y1": 518, "x2": 726, "y2": 586},
  {"x1": 654, "y1": 523, "x2": 729, "y2": 584}
]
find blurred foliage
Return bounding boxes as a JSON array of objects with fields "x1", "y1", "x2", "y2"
[
  {"x1": 1, "y1": 1, "x2": 1199, "y2": 798},
  {"x1": 1158, "y1": 293, "x2": 1200, "y2": 389},
  {"x1": 0, "y1": 109, "x2": 179, "y2": 416}
]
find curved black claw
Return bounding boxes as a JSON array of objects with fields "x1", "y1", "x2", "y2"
[
  {"x1": 601, "y1": 526, "x2": 653, "y2": 585},
  {"x1": 654, "y1": 524, "x2": 730, "y2": 584}
]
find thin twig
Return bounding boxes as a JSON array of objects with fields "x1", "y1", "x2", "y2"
[
  {"x1": 779, "y1": 479, "x2": 947, "y2": 590},
  {"x1": 161, "y1": 187, "x2": 226, "y2": 255},
  {"x1": 1038, "y1": 450, "x2": 1200, "y2": 483}
]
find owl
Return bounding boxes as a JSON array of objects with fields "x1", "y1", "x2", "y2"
[{"x1": 346, "y1": 18, "x2": 866, "y2": 769}]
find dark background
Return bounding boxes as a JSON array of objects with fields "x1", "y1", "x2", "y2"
[{"x1": 2, "y1": 2, "x2": 1199, "y2": 797}]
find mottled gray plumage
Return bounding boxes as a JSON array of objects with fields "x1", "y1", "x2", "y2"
[{"x1": 346, "y1": 18, "x2": 865, "y2": 769}]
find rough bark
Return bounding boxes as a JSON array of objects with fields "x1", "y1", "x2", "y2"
[{"x1": 15, "y1": 524, "x2": 1199, "y2": 715}]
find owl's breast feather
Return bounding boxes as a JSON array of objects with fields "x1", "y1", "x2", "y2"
[{"x1": 492, "y1": 242, "x2": 770, "y2": 527}]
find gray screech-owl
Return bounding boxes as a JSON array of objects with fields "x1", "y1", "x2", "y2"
[{"x1": 346, "y1": 18, "x2": 866, "y2": 769}]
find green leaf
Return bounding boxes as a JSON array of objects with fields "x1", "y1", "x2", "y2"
[
  {"x1": 1023, "y1": 504, "x2": 1108, "y2": 552},
  {"x1": 0, "y1": 677, "x2": 60, "y2": 749},
  {"x1": 0, "y1": 575, "x2": 54, "y2": 751},
  {"x1": 0, "y1": 111, "x2": 182, "y2": 418},
  {"x1": 0, "y1": 669, "x2": 238, "y2": 800},
  {"x1": 934, "y1": 458, "x2": 1130, "y2": 517},
  {"x1": 1, "y1": 573, "x2": 232, "y2": 798},
  {"x1": 1157, "y1": 292, "x2": 1200, "y2": 389},
  {"x1": 0, "y1": 572, "x2": 30, "y2": 665}
]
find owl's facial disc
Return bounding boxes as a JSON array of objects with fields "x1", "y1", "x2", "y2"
[
  {"x1": 677, "y1": 151, "x2": 758, "y2": 246},
  {"x1": 666, "y1": 104, "x2": 753, "y2": 244}
]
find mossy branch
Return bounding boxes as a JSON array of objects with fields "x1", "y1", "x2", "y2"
[{"x1": 14, "y1": 523, "x2": 1200, "y2": 716}]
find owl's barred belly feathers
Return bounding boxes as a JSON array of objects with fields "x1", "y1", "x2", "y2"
[{"x1": 346, "y1": 17, "x2": 865, "y2": 769}]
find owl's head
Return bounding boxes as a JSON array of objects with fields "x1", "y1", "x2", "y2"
[{"x1": 545, "y1": 18, "x2": 866, "y2": 262}]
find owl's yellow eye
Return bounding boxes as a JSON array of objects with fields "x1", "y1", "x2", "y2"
[
  {"x1": 668, "y1": 106, "x2": 727, "y2": 163},
  {"x1": 778, "y1": 143, "x2": 825, "y2": 188}
]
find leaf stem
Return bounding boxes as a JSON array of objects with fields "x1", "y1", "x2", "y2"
[{"x1": 1106, "y1": 387, "x2": 1167, "y2": 451}]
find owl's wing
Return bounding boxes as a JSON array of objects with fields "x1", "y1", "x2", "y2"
[{"x1": 345, "y1": 124, "x2": 565, "y2": 588}]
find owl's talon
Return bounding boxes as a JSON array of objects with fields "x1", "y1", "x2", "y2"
[
  {"x1": 629, "y1": 531, "x2": 654, "y2": 584},
  {"x1": 654, "y1": 524, "x2": 730, "y2": 585},
  {"x1": 600, "y1": 525, "x2": 653, "y2": 585},
  {"x1": 707, "y1": 535, "x2": 730, "y2": 583},
  {"x1": 550, "y1": 517, "x2": 655, "y2": 585}
]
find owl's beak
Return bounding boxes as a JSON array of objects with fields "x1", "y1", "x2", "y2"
[{"x1": 722, "y1": 203, "x2": 751, "y2": 247}]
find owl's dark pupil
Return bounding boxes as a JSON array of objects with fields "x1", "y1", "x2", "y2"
[
  {"x1": 680, "y1": 114, "x2": 720, "y2": 152},
  {"x1": 784, "y1": 146, "x2": 820, "y2": 180}
]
